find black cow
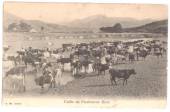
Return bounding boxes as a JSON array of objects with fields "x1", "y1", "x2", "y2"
[
  {"x1": 109, "y1": 69, "x2": 136, "y2": 86},
  {"x1": 98, "y1": 64, "x2": 109, "y2": 75},
  {"x1": 128, "y1": 53, "x2": 135, "y2": 62}
]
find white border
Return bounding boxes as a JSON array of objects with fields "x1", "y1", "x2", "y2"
[
  {"x1": 0, "y1": 0, "x2": 169, "y2": 112},
  {"x1": 1, "y1": 0, "x2": 169, "y2": 4}
]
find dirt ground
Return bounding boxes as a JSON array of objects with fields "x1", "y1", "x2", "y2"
[
  {"x1": 56, "y1": 55, "x2": 167, "y2": 99},
  {"x1": 3, "y1": 32, "x2": 167, "y2": 100}
]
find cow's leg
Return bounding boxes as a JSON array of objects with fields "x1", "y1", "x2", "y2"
[
  {"x1": 123, "y1": 79, "x2": 125, "y2": 86},
  {"x1": 76, "y1": 66, "x2": 78, "y2": 75},
  {"x1": 49, "y1": 82, "x2": 52, "y2": 88},
  {"x1": 110, "y1": 79, "x2": 113, "y2": 86},
  {"x1": 92, "y1": 66, "x2": 95, "y2": 72},
  {"x1": 85, "y1": 66, "x2": 87, "y2": 74},
  {"x1": 161, "y1": 53, "x2": 163, "y2": 57},
  {"x1": 94, "y1": 65, "x2": 97, "y2": 72},
  {"x1": 75, "y1": 67, "x2": 78, "y2": 76},
  {"x1": 74, "y1": 67, "x2": 77, "y2": 76},
  {"x1": 93, "y1": 65, "x2": 95, "y2": 72},
  {"x1": 72, "y1": 68, "x2": 74, "y2": 76},
  {"x1": 53, "y1": 80, "x2": 56, "y2": 88},
  {"x1": 98, "y1": 69, "x2": 99, "y2": 75},
  {"x1": 113, "y1": 78, "x2": 117, "y2": 85},
  {"x1": 41, "y1": 85, "x2": 44, "y2": 89},
  {"x1": 126, "y1": 79, "x2": 128, "y2": 85},
  {"x1": 62, "y1": 63, "x2": 65, "y2": 72},
  {"x1": 41, "y1": 85, "x2": 44, "y2": 93}
]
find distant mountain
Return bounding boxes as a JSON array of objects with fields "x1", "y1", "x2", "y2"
[
  {"x1": 99, "y1": 19, "x2": 168, "y2": 35},
  {"x1": 4, "y1": 12, "x2": 166, "y2": 34},
  {"x1": 3, "y1": 12, "x2": 68, "y2": 32},
  {"x1": 4, "y1": 12, "x2": 91, "y2": 33},
  {"x1": 64, "y1": 15, "x2": 154, "y2": 30}
]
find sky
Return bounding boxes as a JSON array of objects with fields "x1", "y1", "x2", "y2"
[{"x1": 4, "y1": 2, "x2": 168, "y2": 23}]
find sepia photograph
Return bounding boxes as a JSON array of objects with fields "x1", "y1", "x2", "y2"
[{"x1": 2, "y1": 2, "x2": 168, "y2": 107}]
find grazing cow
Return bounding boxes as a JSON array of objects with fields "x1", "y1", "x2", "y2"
[{"x1": 109, "y1": 69, "x2": 136, "y2": 86}]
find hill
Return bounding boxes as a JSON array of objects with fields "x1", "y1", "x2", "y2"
[
  {"x1": 3, "y1": 12, "x2": 22, "y2": 30},
  {"x1": 124, "y1": 20, "x2": 168, "y2": 34},
  {"x1": 64, "y1": 15, "x2": 154, "y2": 29},
  {"x1": 99, "y1": 19, "x2": 168, "y2": 34},
  {"x1": 4, "y1": 12, "x2": 92, "y2": 33},
  {"x1": 4, "y1": 12, "x2": 166, "y2": 34}
]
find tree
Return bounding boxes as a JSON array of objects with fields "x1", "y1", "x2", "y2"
[
  {"x1": 99, "y1": 23, "x2": 122, "y2": 33},
  {"x1": 7, "y1": 23, "x2": 18, "y2": 31},
  {"x1": 19, "y1": 21, "x2": 32, "y2": 32},
  {"x1": 112, "y1": 23, "x2": 122, "y2": 32},
  {"x1": 41, "y1": 26, "x2": 44, "y2": 32}
]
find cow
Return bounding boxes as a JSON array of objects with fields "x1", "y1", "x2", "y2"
[
  {"x1": 109, "y1": 69, "x2": 136, "y2": 86},
  {"x1": 57, "y1": 58, "x2": 70, "y2": 71},
  {"x1": 128, "y1": 53, "x2": 135, "y2": 62},
  {"x1": 4, "y1": 66, "x2": 26, "y2": 93},
  {"x1": 97, "y1": 64, "x2": 109, "y2": 75},
  {"x1": 3, "y1": 75, "x2": 24, "y2": 93},
  {"x1": 138, "y1": 50, "x2": 148, "y2": 60},
  {"x1": 154, "y1": 47, "x2": 163, "y2": 58},
  {"x1": 7, "y1": 55, "x2": 21, "y2": 66}
]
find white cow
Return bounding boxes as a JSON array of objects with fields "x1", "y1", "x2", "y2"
[
  {"x1": 3, "y1": 60, "x2": 15, "y2": 77},
  {"x1": 3, "y1": 74, "x2": 24, "y2": 94}
]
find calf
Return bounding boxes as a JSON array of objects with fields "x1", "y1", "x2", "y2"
[
  {"x1": 109, "y1": 69, "x2": 136, "y2": 86},
  {"x1": 98, "y1": 64, "x2": 109, "y2": 75}
]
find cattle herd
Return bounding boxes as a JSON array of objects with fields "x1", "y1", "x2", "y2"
[{"x1": 3, "y1": 39, "x2": 167, "y2": 93}]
